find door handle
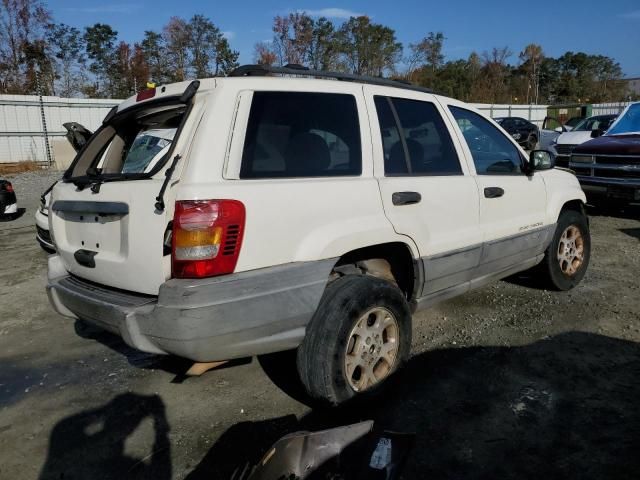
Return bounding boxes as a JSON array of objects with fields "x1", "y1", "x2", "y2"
[
  {"x1": 484, "y1": 187, "x2": 505, "y2": 198},
  {"x1": 74, "y1": 249, "x2": 97, "y2": 268},
  {"x1": 392, "y1": 191, "x2": 422, "y2": 206}
]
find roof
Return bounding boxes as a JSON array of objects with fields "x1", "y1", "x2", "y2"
[{"x1": 229, "y1": 64, "x2": 434, "y2": 96}]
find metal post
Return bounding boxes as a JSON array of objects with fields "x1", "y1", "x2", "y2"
[{"x1": 36, "y1": 70, "x2": 53, "y2": 168}]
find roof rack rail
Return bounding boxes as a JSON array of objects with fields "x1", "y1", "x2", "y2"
[{"x1": 229, "y1": 64, "x2": 433, "y2": 94}]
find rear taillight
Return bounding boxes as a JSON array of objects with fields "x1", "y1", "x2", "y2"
[
  {"x1": 172, "y1": 200, "x2": 245, "y2": 278},
  {"x1": 4, "y1": 183, "x2": 13, "y2": 193}
]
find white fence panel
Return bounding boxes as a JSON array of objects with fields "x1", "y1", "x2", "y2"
[
  {"x1": 0, "y1": 94, "x2": 120, "y2": 165},
  {"x1": 4, "y1": 94, "x2": 627, "y2": 166},
  {"x1": 590, "y1": 102, "x2": 631, "y2": 116},
  {"x1": 472, "y1": 103, "x2": 550, "y2": 126}
]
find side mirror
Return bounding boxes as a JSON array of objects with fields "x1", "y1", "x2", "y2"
[
  {"x1": 528, "y1": 150, "x2": 555, "y2": 174},
  {"x1": 591, "y1": 128, "x2": 604, "y2": 138}
]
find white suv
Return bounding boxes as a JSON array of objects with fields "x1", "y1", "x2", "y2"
[{"x1": 47, "y1": 65, "x2": 591, "y2": 405}]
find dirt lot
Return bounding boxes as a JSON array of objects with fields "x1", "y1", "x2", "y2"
[{"x1": 1, "y1": 171, "x2": 639, "y2": 479}]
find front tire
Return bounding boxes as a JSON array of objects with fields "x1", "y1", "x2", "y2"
[
  {"x1": 296, "y1": 274, "x2": 412, "y2": 406},
  {"x1": 540, "y1": 209, "x2": 591, "y2": 290},
  {"x1": 526, "y1": 134, "x2": 538, "y2": 151}
]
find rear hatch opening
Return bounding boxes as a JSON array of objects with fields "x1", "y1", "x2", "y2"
[{"x1": 50, "y1": 81, "x2": 201, "y2": 295}]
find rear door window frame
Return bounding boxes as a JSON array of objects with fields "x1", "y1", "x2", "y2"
[{"x1": 232, "y1": 90, "x2": 364, "y2": 180}]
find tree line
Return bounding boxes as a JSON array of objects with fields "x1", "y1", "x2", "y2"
[
  {"x1": 0, "y1": 0, "x2": 238, "y2": 98},
  {"x1": 254, "y1": 13, "x2": 630, "y2": 104},
  {"x1": 0, "y1": 0, "x2": 632, "y2": 103}
]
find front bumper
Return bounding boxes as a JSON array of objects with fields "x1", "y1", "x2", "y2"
[
  {"x1": 47, "y1": 255, "x2": 335, "y2": 362},
  {"x1": 577, "y1": 176, "x2": 640, "y2": 201}
]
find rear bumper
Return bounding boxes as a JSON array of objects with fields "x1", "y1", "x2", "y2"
[
  {"x1": 1, "y1": 193, "x2": 17, "y2": 215},
  {"x1": 1, "y1": 202, "x2": 17, "y2": 215},
  {"x1": 47, "y1": 255, "x2": 335, "y2": 362},
  {"x1": 35, "y1": 209, "x2": 55, "y2": 251}
]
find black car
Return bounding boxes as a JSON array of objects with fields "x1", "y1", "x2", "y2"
[
  {"x1": 494, "y1": 116, "x2": 539, "y2": 150},
  {"x1": 0, "y1": 179, "x2": 18, "y2": 218}
]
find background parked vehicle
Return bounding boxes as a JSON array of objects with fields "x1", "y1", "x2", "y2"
[
  {"x1": 494, "y1": 116, "x2": 540, "y2": 150},
  {"x1": 0, "y1": 179, "x2": 18, "y2": 219},
  {"x1": 570, "y1": 103, "x2": 640, "y2": 206},
  {"x1": 539, "y1": 116, "x2": 566, "y2": 150},
  {"x1": 553, "y1": 114, "x2": 618, "y2": 167},
  {"x1": 563, "y1": 116, "x2": 585, "y2": 131},
  {"x1": 36, "y1": 183, "x2": 56, "y2": 253}
]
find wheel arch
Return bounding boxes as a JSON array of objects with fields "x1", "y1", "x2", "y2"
[{"x1": 331, "y1": 242, "x2": 422, "y2": 303}]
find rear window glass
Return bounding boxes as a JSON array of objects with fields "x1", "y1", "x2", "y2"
[
  {"x1": 67, "y1": 105, "x2": 186, "y2": 179},
  {"x1": 240, "y1": 92, "x2": 362, "y2": 178}
]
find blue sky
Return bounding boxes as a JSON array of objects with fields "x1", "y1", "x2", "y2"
[{"x1": 48, "y1": 0, "x2": 640, "y2": 76}]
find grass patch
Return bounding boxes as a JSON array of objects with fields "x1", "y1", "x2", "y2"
[{"x1": 0, "y1": 161, "x2": 47, "y2": 175}]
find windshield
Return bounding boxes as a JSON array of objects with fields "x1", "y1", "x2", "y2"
[
  {"x1": 607, "y1": 104, "x2": 640, "y2": 135},
  {"x1": 573, "y1": 116, "x2": 616, "y2": 132},
  {"x1": 66, "y1": 104, "x2": 186, "y2": 181},
  {"x1": 565, "y1": 117, "x2": 583, "y2": 128}
]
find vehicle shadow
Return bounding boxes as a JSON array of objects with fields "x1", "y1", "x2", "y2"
[
  {"x1": 586, "y1": 203, "x2": 640, "y2": 220},
  {"x1": 0, "y1": 207, "x2": 26, "y2": 222},
  {"x1": 39, "y1": 393, "x2": 171, "y2": 480},
  {"x1": 620, "y1": 228, "x2": 640, "y2": 241},
  {"x1": 73, "y1": 319, "x2": 251, "y2": 381},
  {"x1": 502, "y1": 267, "x2": 550, "y2": 290},
  {"x1": 201, "y1": 331, "x2": 640, "y2": 479}
]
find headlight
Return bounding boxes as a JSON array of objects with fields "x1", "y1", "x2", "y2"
[{"x1": 512, "y1": 133, "x2": 521, "y2": 140}]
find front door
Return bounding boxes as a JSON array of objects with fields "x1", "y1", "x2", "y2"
[{"x1": 445, "y1": 105, "x2": 549, "y2": 277}]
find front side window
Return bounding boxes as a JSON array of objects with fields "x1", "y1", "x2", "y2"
[
  {"x1": 449, "y1": 106, "x2": 523, "y2": 175},
  {"x1": 240, "y1": 92, "x2": 361, "y2": 178},
  {"x1": 374, "y1": 96, "x2": 461, "y2": 176}
]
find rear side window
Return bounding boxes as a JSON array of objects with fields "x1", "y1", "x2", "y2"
[
  {"x1": 374, "y1": 96, "x2": 461, "y2": 176},
  {"x1": 240, "y1": 92, "x2": 361, "y2": 178}
]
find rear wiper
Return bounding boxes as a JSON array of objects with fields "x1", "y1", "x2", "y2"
[{"x1": 155, "y1": 154, "x2": 181, "y2": 211}]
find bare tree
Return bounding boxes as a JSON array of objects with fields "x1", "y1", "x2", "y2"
[
  {"x1": 254, "y1": 41, "x2": 277, "y2": 66},
  {"x1": 163, "y1": 17, "x2": 190, "y2": 81},
  {"x1": 0, "y1": 0, "x2": 50, "y2": 93},
  {"x1": 519, "y1": 43, "x2": 544, "y2": 104}
]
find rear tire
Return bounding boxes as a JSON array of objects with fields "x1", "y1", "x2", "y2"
[
  {"x1": 540, "y1": 209, "x2": 591, "y2": 290},
  {"x1": 296, "y1": 274, "x2": 412, "y2": 406}
]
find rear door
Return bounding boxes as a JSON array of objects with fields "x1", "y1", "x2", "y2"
[
  {"x1": 364, "y1": 86, "x2": 481, "y2": 296},
  {"x1": 50, "y1": 94, "x2": 203, "y2": 295}
]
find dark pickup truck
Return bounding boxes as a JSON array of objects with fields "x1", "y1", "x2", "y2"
[{"x1": 569, "y1": 103, "x2": 640, "y2": 205}]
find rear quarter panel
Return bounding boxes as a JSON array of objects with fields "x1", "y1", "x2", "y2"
[{"x1": 176, "y1": 78, "x2": 419, "y2": 271}]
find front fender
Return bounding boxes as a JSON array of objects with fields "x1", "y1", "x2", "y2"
[{"x1": 541, "y1": 169, "x2": 587, "y2": 223}]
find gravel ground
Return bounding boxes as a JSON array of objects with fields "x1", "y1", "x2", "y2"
[{"x1": 0, "y1": 171, "x2": 639, "y2": 479}]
